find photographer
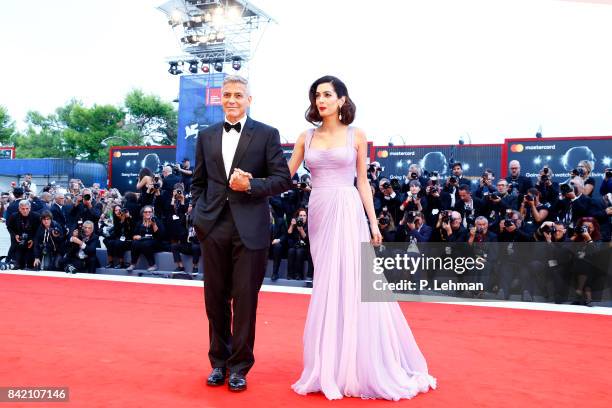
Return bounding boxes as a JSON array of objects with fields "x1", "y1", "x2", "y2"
[
  {"x1": 505, "y1": 160, "x2": 533, "y2": 196},
  {"x1": 103, "y1": 205, "x2": 134, "y2": 269},
  {"x1": 287, "y1": 208, "x2": 311, "y2": 280},
  {"x1": 33, "y1": 211, "x2": 65, "y2": 271},
  {"x1": 435, "y1": 210, "x2": 468, "y2": 242},
  {"x1": 5, "y1": 187, "x2": 25, "y2": 221},
  {"x1": 535, "y1": 167, "x2": 559, "y2": 206},
  {"x1": 21, "y1": 173, "x2": 37, "y2": 195},
  {"x1": 423, "y1": 181, "x2": 445, "y2": 228},
  {"x1": 367, "y1": 161, "x2": 383, "y2": 188},
  {"x1": 399, "y1": 180, "x2": 427, "y2": 215},
  {"x1": 456, "y1": 185, "x2": 486, "y2": 228},
  {"x1": 554, "y1": 177, "x2": 603, "y2": 233},
  {"x1": 467, "y1": 216, "x2": 498, "y2": 297},
  {"x1": 377, "y1": 178, "x2": 402, "y2": 225},
  {"x1": 6, "y1": 200, "x2": 40, "y2": 269},
  {"x1": 402, "y1": 164, "x2": 429, "y2": 194},
  {"x1": 137, "y1": 168, "x2": 156, "y2": 207},
  {"x1": 296, "y1": 174, "x2": 312, "y2": 209},
  {"x1": 170, "y1": 202, "x2": 201, "y2": 276},
  {"x1": 63, "y1": 220, "x2": 99, "y2": 274},
  {"x1": 599, "y1": 168, "x2": 612, "y2": 196},
  {"x1": 377, "y1": 206, "x2": 398, "y2": 243},
  {"x1": 572, "y1": 160, "x2": 595, "y2": 197},
  {"x1": 450, "y1": 162, "x2": 470, "y2": 187},
  {"x1": 50, "y1": 193, "x2": 68, "y2": 233},
  {"x1": 126, "y1": 205, "x2": 164, "y2": 273},
  {"x1": 570, "y1": 217, "x2": 603, "y2": 306},
  {"x1": 175, "y1": 158, "x2": 194, "y2": 193},
  {"x1": 519, "y1": 188, "x2": 551, "y2": 236},
  {"x1": 396, "y1": 211, "x2": 432, "y2": 243},
  {"x1": 69, "y1": 188, "x2": 102, "y2": 234},
  {"x1": 474, "y1": 169, "x2": 496, "y2": 200},
  {"x1": 167, "y1": 183, "x2": 188, "y2": 243},
  {"x1": 496, "y1": 211, "x2": 534, "y2": 301},
  {"x1": 269, "y1": 208, "x2": 288, "y2": 281}
]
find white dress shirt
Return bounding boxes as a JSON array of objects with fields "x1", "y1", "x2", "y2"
[{"x1": 221, "y1": 115, "x2": 247, "y2": 179}]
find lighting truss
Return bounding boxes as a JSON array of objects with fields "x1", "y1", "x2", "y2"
[{"x1": 157, "y1": 0, "x2": 274, "y2": 72}]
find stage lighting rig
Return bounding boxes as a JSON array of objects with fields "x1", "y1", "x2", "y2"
[
  {"x1": 158, "y1": 0, "x2": 275, "y2": 75},
  {"x1": 168, "y1": 61, "x2": 183, "y2": 75},
  {"x1": 231, "y1": 56, "x2": 242, "y2": 70},
  {"x1": 188, "y1": 60, "x2": 199, "y2": 73}
]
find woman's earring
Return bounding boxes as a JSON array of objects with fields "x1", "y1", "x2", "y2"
[{"x1": 338, "y1": 105, "x2": 343, "y2": 121}]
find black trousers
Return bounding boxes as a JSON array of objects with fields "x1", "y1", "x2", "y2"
[
  {"x1": 270, "y1": 242, "x2": 283, "y2": 276},
  {"x1": 131, "y1": 239, "x2": 157, "y2": 266},
  {"x1": 105, "y1": 239, "x2": 132, "y2": 259},
  {"x1": 287, "y1": 246, "x2": 307, "y2": 279},
  {"x1": 171, "y1": 241, "x2": 201, "y2": 264},
  {"x1": 200, "y1": 203, "x2": 268, "y2": 376}
]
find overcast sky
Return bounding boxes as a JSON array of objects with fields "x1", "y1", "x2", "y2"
[{"x1": 1, "y1": 0, "x2": 612, "y2": 145}]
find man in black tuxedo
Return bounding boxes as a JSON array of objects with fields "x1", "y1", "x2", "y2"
[{"x1": 191, "y1": 75, "x2": 292, "y2": 392}]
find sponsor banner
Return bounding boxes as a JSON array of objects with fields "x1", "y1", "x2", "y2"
[
  {"x1": 372, "y1": 145, "x2": 502, "y2": 188},
  {"x1": 109, "y1": 146, "x2": 176, "y2": 193},
  {"x1": 504, "y1": 137, "x2": 612, "y2": 190}
]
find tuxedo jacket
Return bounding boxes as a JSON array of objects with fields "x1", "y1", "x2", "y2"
[{"x1": 191, "y1": 117, "x2": 292, "y2": 250}]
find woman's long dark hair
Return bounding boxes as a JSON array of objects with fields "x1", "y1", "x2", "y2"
[
  {"x1": 305, "y1": 75, "x2": 356, "y2": 126},
  {"x1": 138, "y1": 167, "x2": 153, "y2": 181}
]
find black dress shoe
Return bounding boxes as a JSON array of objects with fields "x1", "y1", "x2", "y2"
[
  {"x1": 228, "y1": 373, "x2": 247, "y2": 392},
  {"x1": 206, "y1": 368, "x2": 227, "y2": 386}
]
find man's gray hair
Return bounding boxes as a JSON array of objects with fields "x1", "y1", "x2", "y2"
[
  {"x1": 475, "y1": 216, "x2": 489, "y2": 225},
  {"x1": 82, "y1": 220, "x2": 95, "y2": 229},
  {"x1": 19, "y1": 199, "x2": 31, "y2": 208},
  {"x1": 223, "y1": 75, "x2": 250, "y2": 95}
]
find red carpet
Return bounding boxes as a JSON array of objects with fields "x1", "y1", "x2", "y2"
[{"x1": 0, "y1": 274, "x2": 610, "y2": 408}]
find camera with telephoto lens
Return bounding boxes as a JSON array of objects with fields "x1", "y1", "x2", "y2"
[
  {"x1": 368, "y1": 164, "x2": 381, "y2": 173},
  {"x1": 19, "y1": 233, "x2": 29, "y2": 246},
  {"x1": 571, "y1": 168, "x2": 585, "y2": 177},
  {"x1": 298, "y1": 182, "x2": 307, "y2": 189},
  {"x1": 175, "y1": 189, "x2": 183, "y2": 197},
  {"x1": 525, "y1": 194, "x2": 534, "y2": 202},
  {"x1": 405, "y1": 211, "x2": 417, "y2": 224},
  {"x1": 83, "y1": 194, "x2": 91, "y2": 201},
  {"x1": 540, "y1": 174, "x2": 549, "y2": 182},
  {"x1": 410, "y1": 172, "x2": 418, "y2": 180},
  {"x1": 441, "y1": 210, "x2": 452, "y2": 224},
  {"x1": 559, "y1": 183, "x2": 573, "y2": 195},
  {"x1": 379, "y1": 216, "x2": 390, "y2": 226},
  {"x1": 296, "y1": 218, "x2": 305, "y2": 227},
  {"x1": 382, "y1": 181, "x2": 391, "y2": 190},
  {"x1": 121, "y1": 208, "x2": 129, "y2": 214},
  {"x1": 429, "y1": 171, "x2": 439, "y2": 185},
  {"x1": 605, "y1": 168, "x2": 612, "y2": 178},
  {"x1": 540, "y1": 224, "x2": 556, "y2": 234},
  {"x1": 578, "y1": 225, "x2": 589, "y2": 234},
  {"x1": 153, "y1": 176, "x2": 162, "y2": 190},
  {"x1": 390, "y1": 178, "x2": 401, "y2": 191},
  {"x1": 503, "y1": 218, "x2": 514, "y2": 228},
  {"x1": 449, "y1": 176, "x2": 457, "y2": 184}
]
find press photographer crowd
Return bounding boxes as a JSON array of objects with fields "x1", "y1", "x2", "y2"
[{"x1": 1, "y1": 158, "x2": 611, "y2": 305}]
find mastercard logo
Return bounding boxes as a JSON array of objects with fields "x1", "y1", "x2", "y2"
[
  {"x1": 377, "y1": 150, "x2": 389, "y2": 159},
  {"x1": 113, "y1": 151, "x2": 122, "y2": 158},
  {"x1": 510, "y1": 144, "x2": 524, "y2": 153}
]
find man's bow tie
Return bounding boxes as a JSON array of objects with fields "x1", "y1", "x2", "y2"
[{"x1": 224, "y1": 121, "x2": 242, "y2": 133}]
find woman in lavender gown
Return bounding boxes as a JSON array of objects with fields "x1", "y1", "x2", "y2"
[{"x1": 287, "y1": 76, "x2": 437, "y2": 401}]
